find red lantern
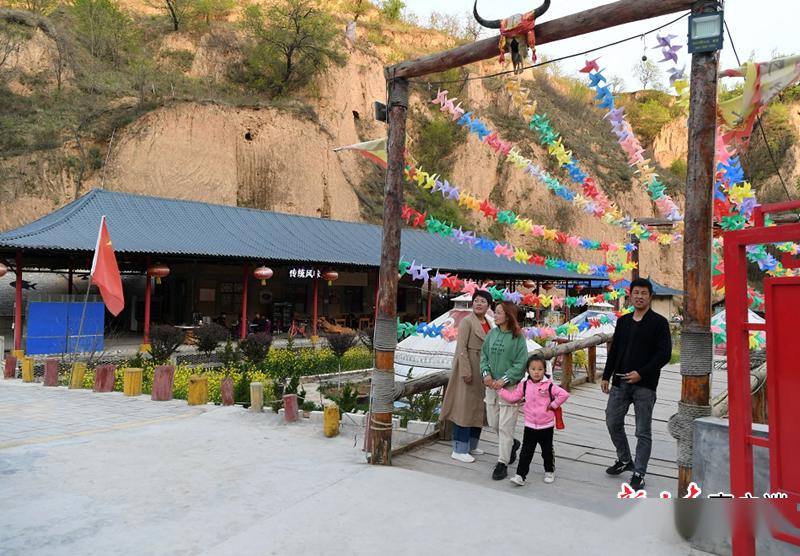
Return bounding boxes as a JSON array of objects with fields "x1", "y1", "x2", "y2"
[
  {"x1": 0, "y1": 263, "x2": 6, "y2": 278},
  {"x1": 147, "y1": 263, "x2": 170, "y2": 284},
  {"x1": 604, "y1": 285, "x2": 614, "y2": 292},
  {"x1": 322, "y1": 270, "x2": 338, "y2": 286},
  {"x1": 574, "y1": 284, "x2": 585, "y2": 293},
  {"x1": 522, "y1": 279, "x2": 536, "y2": 289},
  {"x1": 253, "y1": 266, "x2": 273, "y2": 286},
  {"x1": 542, "y1": 282, "x2": 553, "y2": 291}
]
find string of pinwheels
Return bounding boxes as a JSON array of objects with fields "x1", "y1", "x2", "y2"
[
  {"x1": 430, "y1": 90, "x2": 682, "y2": 246},
  {"x1": 404, "y1": 156, "x2": 636, "y2": 255},
  {"x1": 400, "y1": 202, "x2": 630, "y2": 277}
]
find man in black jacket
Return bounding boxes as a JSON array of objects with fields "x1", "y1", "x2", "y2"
[{"x1": 601, "y1": 277, "x2": 672, "y2": 490}]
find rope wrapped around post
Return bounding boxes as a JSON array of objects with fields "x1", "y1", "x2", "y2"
[{"x1": 668, "y1": 330, "x2": 713, "y2": 468}]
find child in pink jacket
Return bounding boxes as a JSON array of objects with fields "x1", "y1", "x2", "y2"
[{"x1": 498, "y1": 354, "x2": 569, "y2": 485}]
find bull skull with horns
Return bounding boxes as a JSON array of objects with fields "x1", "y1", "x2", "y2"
[{"x1": 473, "y1": 0, "x2": 551, "y2": 74}]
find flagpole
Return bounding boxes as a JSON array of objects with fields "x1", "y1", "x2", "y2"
[
  {"x1": 68, "y1": 274, "x2": 93, "y2": 383},
  {"x1": 69, "y1": 215, "x2": 106, "y2": 382}
]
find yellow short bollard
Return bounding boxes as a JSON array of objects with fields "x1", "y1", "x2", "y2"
[
  {"x1": 250, "y1": 382, "x2": 264, "y2": 412},
  {"x1": 69, "y1": 362, "x2": 87, "y2": 389},
  {"x1": 323, "y1": 404, "x2": 340, "y2": 438},
  {"x1": 188, "y1": 375, "x2": 208, "y2": 406},
  {"x1": 123, "y1": 368, "x2": 143, "y2": 397},
  {"x1": 12, "y1": 349, "x2": 24, "y2": 360},
  {"x1": 21, "y1": 357, "x2": 34, "y2": 383}
]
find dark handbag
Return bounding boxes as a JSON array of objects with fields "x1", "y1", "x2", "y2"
[{"x1": 548, "y1": 383, "x2": 565, "y2": 430}]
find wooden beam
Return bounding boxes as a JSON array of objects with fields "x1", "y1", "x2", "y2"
[{"x1": 385, "y1": 0, "x2": 694, "y2": 79}]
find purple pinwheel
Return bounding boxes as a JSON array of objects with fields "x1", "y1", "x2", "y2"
[
  {"x1": 667, "y1": 65, "x2": 686, "y2": 85},
  {"x1": 452, "y1": 227, "x2": 467, "y2": 243},
  {"x1": 653, "y1": 33, "x2": 678, "y2": 49},
  {"x1": 440, "y1": 180, "x2": 454, "y2": 198},
  {"x1": 604, "y1": 107, "x2": 625, "y2": 124},
  {"x1": 431, "y1": 179, "x2": 445, "y2": 194},
  {"x1": 448, "y1": 186, "x2": 460, "y2": 201},
  {"x1": 431, "y1": 270, "x2": 449, "y2": 288},
  {"x1": 506, "y1": 291, "x2": 523, "y2": 304},
  {"x1": 659, "y1": 45, "x2": 681, "y2": 64},
  {"x1": 410, "y1": 262, "x2": 432, "y2": 282}
]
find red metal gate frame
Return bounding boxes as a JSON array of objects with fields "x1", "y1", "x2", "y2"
[{"x1": 723, "y1": 200, "x2": 800, "y2": 556}]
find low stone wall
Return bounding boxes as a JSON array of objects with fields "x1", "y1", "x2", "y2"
[{"x1": 691, "y1": 417, "x2": 796, "y2": 555}]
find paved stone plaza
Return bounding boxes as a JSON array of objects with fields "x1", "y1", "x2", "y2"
[{"x1": 0, "y1": 380, "x2": 712, "y2": 555}]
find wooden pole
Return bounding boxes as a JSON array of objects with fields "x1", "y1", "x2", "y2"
[
  {"x1": 14, "y1": 250, "x2": 22, "y2": 352},
  {"x1": 370, "y1": 77, "x2": 408, "y2": 465},
  {"x1": 385, "y1": 0, "x2": 694, "y2": 79},
  {"x1": 676, "y1": 0, "x2": 719, "y2": 495},
  {"x1": 240, "y1": 264, "x2": 249, "y2": 340},
  {"x1": 68, "y1": 260, "x2": 74, "y2": 295}
]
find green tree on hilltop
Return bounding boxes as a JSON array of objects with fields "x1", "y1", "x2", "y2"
[{"x1": 238, "y1": 0, "x2": 346, "y2": 96}]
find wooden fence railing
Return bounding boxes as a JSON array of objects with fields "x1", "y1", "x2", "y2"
[{"x1": 393, "y1": 332, "x2": 613, "y2": 401}]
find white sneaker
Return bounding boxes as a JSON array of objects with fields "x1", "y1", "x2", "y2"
[
  {"x1": 509, "y1": 474, "x2": 525, "y2": 486},
  {"x1": 544, "y1": 472, "x2": 555, "y2": 484},
  {"x1": 451, "y1": 451, "x2": 475, "y2": 463},
  {"x1": 469, "y1": 448, "x2": 485, "y2": 455}
]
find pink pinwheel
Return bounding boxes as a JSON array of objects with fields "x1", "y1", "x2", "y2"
[
  {"x1": 461, "y1": 280, "x2": 479, "y2": 296},
  {"x1": 432, "y1": 88, "x2": 448, "y2": 106}
]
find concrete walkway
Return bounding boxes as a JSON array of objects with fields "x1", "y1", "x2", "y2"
[{"x1": 0, "y1": 380, "x2": 711, "y2": 555}]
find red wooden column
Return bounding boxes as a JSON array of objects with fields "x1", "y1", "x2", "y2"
[
  {"x1": 312, "y1": 275, "x2": 319, "y2": 339},
  {"x1": 240, "y1": 264, "x2": 249, "y2": 339},
  {"x1": 143, "y1": 272, "x2": 152, "y2": 345},
  {"x1": 426, "y1": 284, "x2": 432, "y2": 322},
  {"x1": 14, "y1": 251, "x2": 23, "y2": 352}
]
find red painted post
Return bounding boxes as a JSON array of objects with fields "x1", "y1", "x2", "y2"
[
  {"x1": 4, "y1": 356, "x2": 16, "y2": 379},
  {"x1": 151, "y1": 365, "x2": 175, "y2": 401},
  {"x1": 312, "y1": 275, "x2": 319, "y2": 339},
  {"x1": 93, "y1": 364, "x2": 116, "y2": 392},
  {"x1": 283, "y1": 393, "x2": 299, "y2": 422},
  {"x1": 240, "y1": 264, "x2": 249, "y2": 340},
  {"x1": 426, "y1": 285, "x2": 432, "y2": 322},
  {"x1": 14, "y1": 251, "x2": 22, "y2": 352},
  {"x1": 221, "y1": 376, "x2": 234, "y2": 406},
  {"x1": 143, "y1": 274, "x2": 152, "y2": 345},
  {"x1": 44, "y1": 359, "x2": 59, "y2": 386}
]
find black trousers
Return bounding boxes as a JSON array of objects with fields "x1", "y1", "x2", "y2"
[{"x1": 516, "y1": 426, "x2": 555, "y2": 479}]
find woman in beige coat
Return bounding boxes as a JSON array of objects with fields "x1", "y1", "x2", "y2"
[{"x1": 440, "y1": 290, "x2": 493, "y2": 463}]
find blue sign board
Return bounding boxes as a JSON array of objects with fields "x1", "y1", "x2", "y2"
[{"x1": 25, "y1": 302, "x2": 105, "y2": 355}]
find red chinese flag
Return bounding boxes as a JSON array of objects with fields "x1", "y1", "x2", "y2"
[{"x1": 91, "y1": 216, "x2": 124, "y2": 316}]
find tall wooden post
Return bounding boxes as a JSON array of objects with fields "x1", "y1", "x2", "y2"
[
  {"x1": 370, "y1": 76, "x2": 408, "y2": 465},
  {"x1": 14, "y1": 251, "x2": 22, "y2": 352},
  {"x1": 240, "y1": 264, "x2": 249, "y2": 340},
  {"x1": 68, "y1": 260, "x2": 74, "y2": 295},
  {"x1": 671, "y1": 0, "x2": 719, "y2": 496}
]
